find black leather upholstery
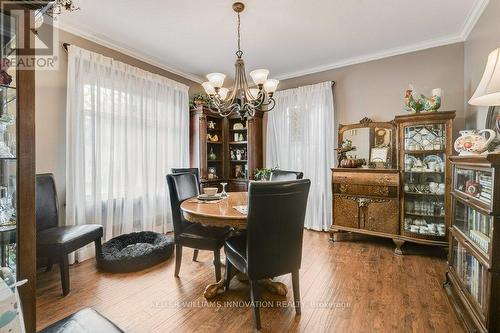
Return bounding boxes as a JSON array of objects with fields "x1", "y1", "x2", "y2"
[
  {"x1": 270, "y1": 169, "x2": 304, "y2": 181},
  {"x1": 36, "y1": 174, "x2": 103, "y2": 296},
  {"x1": 39, "y1": 308, "x2": 123, "y2": 333},
  {"x1": 172, "y1": 167, "x2": 200, "y2": 186},
  {"x1": 224, "y1": 179, "x2": 311, "y2": 329},
  {"x1": 166, "y1": 173, "x2": 228, "y2": 281}
]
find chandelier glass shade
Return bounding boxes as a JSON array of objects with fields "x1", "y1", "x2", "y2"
[{"x1": 202, "y1": 2, "x2": 279, "y2": 118}]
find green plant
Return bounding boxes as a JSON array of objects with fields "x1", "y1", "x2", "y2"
[
  {"x1": 254, "y1": 166, "x2": 277, "y2": 181},
  {"x1": 189, "y1": 93, "x2": 210, "y2": 109}
]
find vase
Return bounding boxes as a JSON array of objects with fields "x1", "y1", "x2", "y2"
[
  {"x1": 208, "y1": 148, "x2": 217, "y2": 160},
  {"x1": 454, "y1": 129, "x2": 495, "y2": 155}
]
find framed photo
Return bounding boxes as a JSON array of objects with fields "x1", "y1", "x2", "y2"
[
  {"x1": 370, "y1": 147, "x2": 389, "y2": 163},
  {"x1": 485, "y1": 106, "x2": 500, "y2": 151}
]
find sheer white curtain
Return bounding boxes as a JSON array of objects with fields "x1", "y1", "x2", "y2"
[
  {"x1": 66, "y1": 46, "x2": 189, "y2": 261},
  {"x1": 266, "y1": 81, "x2": 334, "y2": 231}
]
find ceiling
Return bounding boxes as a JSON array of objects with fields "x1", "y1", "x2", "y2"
[{"x1": 58, "y1": 0, "x2": 488, "y2": 83}]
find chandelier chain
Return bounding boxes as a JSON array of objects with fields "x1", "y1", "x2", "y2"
[{"x1": 236, "y1": 12, "x2": 242, "y2": 58}]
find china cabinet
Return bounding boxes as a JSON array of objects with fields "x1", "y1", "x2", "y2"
[
  {"x1": 330, "y1": 118, "x2": 404, "y2": 253},
  {"x1": 189, "y1": 105, "x2": 263, "y2": 191},
  {"x1": 395, "y1": 111, "x2": 455, "y2": 248},
  {"x1": 0, "y1": 4, "x2": 37, "y2": 333},
  {"x1": 445, "y1": 155, "x2": 500, "y2": 333}
]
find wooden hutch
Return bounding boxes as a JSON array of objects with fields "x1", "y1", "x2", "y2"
[
  {"x1": 330, "y1": 111, "x2": 455, "y2": 254},
  {"x1": 189, "y1": 105, "x2": 263, "y2": 192},
  {"x1": 445, "y1": 154, "x2": 500, "y2": 332}
]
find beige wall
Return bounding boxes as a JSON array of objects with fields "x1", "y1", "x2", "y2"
[
  {"x1": 264, "y1": 43, "x2": 465, "y2": 164},
  {"x1": 35, "y1": 28, "x2": 201, "y2": 209},
  {"x1": 464, "y1": 0, "x2": 500, "y2": 129}
]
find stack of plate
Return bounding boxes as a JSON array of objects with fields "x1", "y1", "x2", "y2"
[{"x1": 197, "y1": 194, "x2": 221, "y2": 201}]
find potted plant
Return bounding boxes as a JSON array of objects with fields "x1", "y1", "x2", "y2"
[
  {"x1": 254, "y1": 167, "x2": 277, "y2": 181},
  {"x1": 189, "y1": 93, "x2": 210, "y2": 109}
]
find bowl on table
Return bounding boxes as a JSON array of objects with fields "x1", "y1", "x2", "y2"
[{"x1": 203, "y1": 187, "x2": 219, "y2": 196}]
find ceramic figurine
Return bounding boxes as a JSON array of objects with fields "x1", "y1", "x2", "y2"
[
  {"x1": 404, "y1": 85, "x2": 442, "y2": 113},
  {"x1": 454, "y1": 129, "x2": 495, "y2": 155},
  {"x1": 236, "y1": 149, "x2": 242, "y2": 161},
  {"x1": 208, "y1": 121, "x2": 216, "y2": 129}
]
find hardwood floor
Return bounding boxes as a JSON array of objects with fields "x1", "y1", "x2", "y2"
[{"x1": 36, "y1": 231, "x2": 464, "y2": 332}]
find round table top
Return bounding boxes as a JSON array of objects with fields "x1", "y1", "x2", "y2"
[{"x1": 180, "y1": 192, "x2": 248, "y2": 229}]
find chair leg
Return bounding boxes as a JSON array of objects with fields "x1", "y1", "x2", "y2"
[
  {"x1": 224, "y1": 257, "x2": 233, "y2": 291},
  {"x1": 94, "y1": 238, "x2": 102, "y2": 263},
  {"x1": 59, "y1": 255, "x2": 70, "y2": 296},
  {"x1": 192, "y1": 249, "x2": 199, "y2": 262},
  {"x1": 213, "y1": 249, "x2": 221, "y2": 282},
  {"x1": 45, "y1": 258, "x2": 53, "y2": 272},
  {"x1": 292, "y1": 270, "x2": 301, "y2": 315},
  {"x1": 249, "y1": 280, "x2": 261, "y2": 330},
  {"x1": 174, "y1": 244, "x2": 182, "y2": 278}
]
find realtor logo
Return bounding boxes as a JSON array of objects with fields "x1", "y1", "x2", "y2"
[{"x1": 1, "y1": 1, "x2": 60, "y2": 70}]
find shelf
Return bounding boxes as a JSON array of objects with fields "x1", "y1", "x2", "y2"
[
  {"x1": 403, "y1": 229, "x2": 446, "y2": 238},
  {"x1": 229, "y1": 178, "x2": 248, "y2": 181},
  {"x1": 207, "y1": 160, "x2": 222, "y2": 162},
  {"x1": 207, "y1": 141, "x2": 222, "y2": 144},
  {"x1": 0, "y1": 157, "x2": 16, "y2": 160},
  {"x1": 403, "y1": 170, "x2": 444, "y2": 174},
  {"x1": 207, "y1": 129, "x2": 222, "y2": 131},
  {"x1": 0, "y1": 84, "x2": 17, "y2": 105},
  {"x1": 404, "y1": 149, "x2": 445, "y2": 155},
  {"x1": 405, "y1": 212, "x2": 445, "y2": 218},
  {"x1": 404, "y1": 191, "x2": 444, "y2": 196},
  {"x1": 451, "y1": 227, "x2": 489, "y2": 265},
  {"x1": 229, "y1": 141, "x2": 248, "y2": 145},
  {"x1": 230, "y1": 128, "x2": 247, "y2": 132},
  {"x1": 230, "y1": 160, "x2": 247, "y2": 163}
]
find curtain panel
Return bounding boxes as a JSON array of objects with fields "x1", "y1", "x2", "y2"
[
  {"x1": 266, "y1": 81, "x2": 334, "y2": 231},
  {"x1": 66, "y1": 46, "x2": 189, "y2": 261}
]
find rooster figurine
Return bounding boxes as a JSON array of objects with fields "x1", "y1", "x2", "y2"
[{"x1": 404, "y1": 85, "x2": 442, "y2": 113}]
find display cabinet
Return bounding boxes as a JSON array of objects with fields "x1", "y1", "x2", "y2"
[
  {"x1": 445, "y1": 155, "x2": 500, "y2": 333},
  {"x1": 395, "y1": 111, "x2": 455, "y2": 248},
  {"x1": 0, "y1": 4, "x2": 37, "y2": 333},
  {"x1": 189, "y1": 105, "x2": 263, "y2": 191}
]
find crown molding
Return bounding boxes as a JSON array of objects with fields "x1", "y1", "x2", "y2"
[
  {"x1": 275, "y1": 0, "x2": 489, "y2": 81},
  {"x1": 460, "y1": 0, "x2": 489, "y2": 40},
  {"x1": 56, "y1": 22, "x2": 205, "y2": 84}
]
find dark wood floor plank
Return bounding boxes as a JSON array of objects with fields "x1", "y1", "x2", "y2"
[{"x1": 36, "y1": 231, "x2": 464, "y2": 332}]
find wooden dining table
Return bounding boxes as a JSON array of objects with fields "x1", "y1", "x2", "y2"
[{"x1": 180, "y1": 192, "x2": 288, "y2": 299}]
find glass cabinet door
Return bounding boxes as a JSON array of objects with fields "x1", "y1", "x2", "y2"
[
  {"x1": 402, "y1": 123, "x2": 447, "y2": 237},
  {"x1": 454, "y1": 167, "x2": 492, "y2": 206},
  {"x1": 0, "y1": 11, "x2": 18, "y2": 273},
  {"x1": 454, "y1": 199, "x2": 492, "y2": 255},
  {"x1": 451, "y1": 238, "x2": 486, "y2": 309}
]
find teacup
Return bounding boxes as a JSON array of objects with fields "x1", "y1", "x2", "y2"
[
  {"x1": 203, "y1": 187, "x2": 218, "y2": 196},
  {"x1": 429, "y1": 182, "x2": 439, "y2": 193},
  {"x1": 410, "y1": 225, "x2": 419, "y2": 233},
  {"x1": 427, "y1": 161, "x2": 437, "y2": 171}
]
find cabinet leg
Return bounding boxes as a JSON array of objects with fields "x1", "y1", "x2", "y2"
[
  {"x1": 393, "y1": 239, "x2": 405, "y2": 255},
  {"x1": 329, "y1": 229, "x2": 339, "y2": 242}
]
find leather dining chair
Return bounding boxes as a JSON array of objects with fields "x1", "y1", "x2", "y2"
[
  {"x1": 36, "y1": 174, "x2": 103, "y2": 296},
  {"x1": 171, "y1": 168, "x2": 200, "y2": 186},
  {"x1": 166, "y1": 173, "x2": 229, "y2": 282},
  {"x1": 224, "y1": 179, "x2": 311, "y2": 330},
  {"x1": 171, "y1": 168, "x2": 201, "y2": 261},
  {"x1": 270, "y1": 169, "x2": 304, "y2": 181}
]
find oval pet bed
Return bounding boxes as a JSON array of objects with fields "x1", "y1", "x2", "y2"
[{"x1": 98, "y1": 231, "x2": 174, "y2": 273}]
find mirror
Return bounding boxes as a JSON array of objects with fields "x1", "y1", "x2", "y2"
[{"x1": 337, "y1": 118, "x2": 396, "y2": 169}]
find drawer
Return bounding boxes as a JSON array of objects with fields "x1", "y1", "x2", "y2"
[
  {"x1": 332, "y1": 171, "x2": 399, "y2": 187},
  {"x1": 333, "y1": 183, "x2": 398, "y2": 198}
]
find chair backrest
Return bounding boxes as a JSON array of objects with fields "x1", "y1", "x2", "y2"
[
  {"x1": 166, "y1": 173, "x2": 200, "y2": 236},
  {"x1": 246, "y1": 179, "x2": 311, "y2": 280},
  {"x1": 270, "y1": 169, "x2": 304, "y2": 181},
  {"x1": 171, "y1": 168, "x2": 200, "y2": 185},
  {"x1": 36, "y1": 173, "x2": 59, "y2": 232}
]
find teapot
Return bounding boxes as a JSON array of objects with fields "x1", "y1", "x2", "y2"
[{"x1": 454, "y1": 129, "x2": 495, "y2": 155}]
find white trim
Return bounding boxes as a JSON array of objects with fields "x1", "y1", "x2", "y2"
[
  {"x1": 460, "y1": 0, "x2": 489, "y2": 40},
  {"x1": 55, "y1": 0, "x2": 489, "y2": 83},
  {"x1": 57, "y1": 22, "x2": 205, "y2": 84},
  {"x1": 275, "y1": 35, "x2": 465, "y2": 80}
]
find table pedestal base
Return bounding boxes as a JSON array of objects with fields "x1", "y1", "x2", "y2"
[{"x1": 203, "y1": 276, "x2": 288, "y2": 300}]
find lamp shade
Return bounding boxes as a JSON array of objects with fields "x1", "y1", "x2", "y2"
[
  {"x1": 206, "y1": 73, "x2": 226, "y2": 88},
  {"x1": 202, "y1": 82, "x2": 216, "y2": 95},
  {"x1": 264, "y1": 79, "x2": 279, "y2": 93},
  {"x1": 250, "y1": 69, "x2": 269, "y2": 85},
  {"x1": 469, "y1": 48, "x2": 500, "y2": 106},
  {"x1": 218, "y1": 87, "x2": 229, "y2": 100}
]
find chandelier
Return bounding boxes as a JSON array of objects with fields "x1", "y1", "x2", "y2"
[{"x1": 202, "y1": 2, "x2": 279, "y2": 119}]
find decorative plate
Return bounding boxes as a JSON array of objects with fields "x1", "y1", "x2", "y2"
[
  {"x1": 422, "y1": 155, "x2": 443, "y2": 165},
  {"x1": 233, "y1": 123, "x2": 244, "y2": 130}
]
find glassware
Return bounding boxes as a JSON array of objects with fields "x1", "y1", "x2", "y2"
[{"x1": 220, "y1": 182, "x2": 228, "y2": 198}]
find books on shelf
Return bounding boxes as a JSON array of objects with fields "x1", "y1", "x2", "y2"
[{"x1": 469, "y1": 230, "x2": 490, "y2": 253}]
